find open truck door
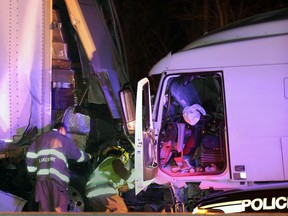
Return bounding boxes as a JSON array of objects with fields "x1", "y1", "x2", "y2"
[{"x1": 135, "y1": 78, "x2": 158, "y2": 194}]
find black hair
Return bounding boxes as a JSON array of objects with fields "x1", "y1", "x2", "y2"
[{"x1": 53, "y1": 122, "x2": 67, "y2": 131}]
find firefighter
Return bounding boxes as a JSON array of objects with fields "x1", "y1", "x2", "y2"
[
  {"x1": 26, "y1": 122, "x2": 92, "y2": 212},
  {"x1": 85, "y1": 145, "x2": 134, "y2": 212}
]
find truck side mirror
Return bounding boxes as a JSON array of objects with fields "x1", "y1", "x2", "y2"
[{"x1": 119, "y1": 88, "x2": 136, "y2": 135}]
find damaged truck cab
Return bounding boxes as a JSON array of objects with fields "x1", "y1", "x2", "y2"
[{"x1": 134, "y1": 8, "x2": 288, "y2": 205}]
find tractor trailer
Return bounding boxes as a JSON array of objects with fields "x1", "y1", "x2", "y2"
[{"x1": 134, "y1": 7, "x2": 288, "y2": 213}]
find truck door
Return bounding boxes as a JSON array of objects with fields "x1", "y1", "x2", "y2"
[{"x1": 135, "y1": 78, "x2": 158, "y2": 194}]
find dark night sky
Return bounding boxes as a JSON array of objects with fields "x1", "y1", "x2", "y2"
[{"x1": 113, "y1": 0, "x2": 288, "y2": 90}]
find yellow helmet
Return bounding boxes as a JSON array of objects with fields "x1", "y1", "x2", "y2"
[{"x1": 102, "y1": 146, "x2": 129, "y2": 165}]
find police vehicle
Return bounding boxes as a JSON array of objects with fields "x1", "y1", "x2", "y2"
[{"x1": 192, "y1": 183, "x2": 288, "y2": 214}]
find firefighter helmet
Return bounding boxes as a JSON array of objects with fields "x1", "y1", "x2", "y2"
[{"x1": 102, "y1": 146, "x2": 129, "y2": 165}]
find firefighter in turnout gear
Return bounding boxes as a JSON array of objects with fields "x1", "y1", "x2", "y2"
[
  {"x1": 26, "y1": 122, "x2": 92, "y2": 212},
  {"x1": 85, "y1": 145, "x2": 134, "y2": 212}
]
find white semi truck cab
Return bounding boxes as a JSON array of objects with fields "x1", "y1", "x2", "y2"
[{"x1": 134, "y1": 8, "x2": 288, "y2": 197}]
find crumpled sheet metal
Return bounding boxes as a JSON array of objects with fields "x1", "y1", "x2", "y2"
[{"x1": 62, "y1": 107, "x2": 90, "y2": 135}]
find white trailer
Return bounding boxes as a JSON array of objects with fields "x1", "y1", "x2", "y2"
[
  {"x1": 135, "y1": 8, "x2": 288, "y2": 199},
  {"x1": 0, "y1": 0, "x2": 51, "y2": 145}
]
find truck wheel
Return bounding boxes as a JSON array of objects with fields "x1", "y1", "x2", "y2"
[
  {"x1": 68, "y1": 185, "x2": 85, "y2": 212},
  {"x1": 68, "y1": 177, "x2": 91, "y2": 212}
]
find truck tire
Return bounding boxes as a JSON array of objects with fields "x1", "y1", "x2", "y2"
[{"x1": 68, "y1": 176, "x2": 91, "y2": 212}]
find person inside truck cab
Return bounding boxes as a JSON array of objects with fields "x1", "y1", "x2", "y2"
[
  {"x1": 160, "y1": 75, "x2": 224, "y2": 173},
  {"x1": 166, "y1": 75, "x2": 221, "y2": 118},
  {"x1": 161, "y1": 76, "x2": 205, "y2": 163},
  {"x1": 85, "y1": 144, "x2": 134, "y2": 213},
  {"x1": 26, "y1": 122, "x2": 92, "y2": 212}
]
